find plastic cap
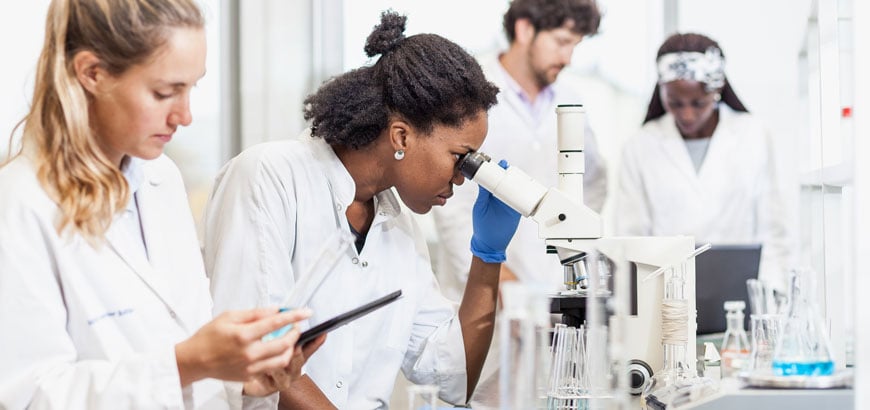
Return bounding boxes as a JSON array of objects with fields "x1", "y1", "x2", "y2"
[{"x1": 723, "y1": 300, "x2": 745, "y2": 311}]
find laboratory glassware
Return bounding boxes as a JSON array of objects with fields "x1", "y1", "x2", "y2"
[
  {"x1": 548, "y1": 324, "x2": 588, "y2": 409},
  {"x1": 499, "y1": 282, "x2": 551, "y2": 409},
  {"x1": 771, "y1": 268, "x2": 835, "y2": 376},
  {"x1": 747, "y1": 314, "x2": 783, "y2": 374},
  {"x1": 720, "y1": 300, "x2": 750, "y2": 377},
  {"x1": 407, "y1": 384, "x2": 438, "y2": 410},
  {"x1": 642, "y1": 261, "x2": 717, "y2": 409}
]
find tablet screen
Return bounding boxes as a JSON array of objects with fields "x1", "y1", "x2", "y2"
[{"x1": 297, "y1": 289, "x2": 402, "y2": 347}]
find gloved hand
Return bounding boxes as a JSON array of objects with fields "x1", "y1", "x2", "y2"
[{"x1": 470, "y1": 160, "x2": 521, "y2": 263}]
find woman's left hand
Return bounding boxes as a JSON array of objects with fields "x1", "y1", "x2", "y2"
[
  {"x1": 242, "y1": 334, "x2": 328, "y2": 396},
  {"x1": 470, "y1": 159, "x2": 521, "y2": 264}
]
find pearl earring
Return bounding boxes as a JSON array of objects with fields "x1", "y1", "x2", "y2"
[
  {"x1": 713, "y1": 93, "x2": 722, "y2": 102},
  {"x1": 394, "y1": 149, "x2": 405, "y2": 160}
]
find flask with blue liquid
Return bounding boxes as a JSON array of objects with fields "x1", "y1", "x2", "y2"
[{"x1": 771, "y1": 268, "x2": 835, "y2": 376}]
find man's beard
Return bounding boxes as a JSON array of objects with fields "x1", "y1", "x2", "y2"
[
  {"x1": 528, "y1": 50, "x2": 562, "y2": 89},
  {"x1": 532, "y1": 67, "x2": 556, "y2": 89}
]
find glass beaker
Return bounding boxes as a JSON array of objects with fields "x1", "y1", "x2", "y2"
[
  {"x1": 771, "y1": 268, "x2": 835, "y2": 376},
  {"x1": 407, "y1": 384, "x2": 438, "y2": 410},
  {"x1": 747, "y1": 314, "x2": 783, "y2": 374},
  {"x1": 499, "y1": 282, "x2": 550, "y2": 409}
]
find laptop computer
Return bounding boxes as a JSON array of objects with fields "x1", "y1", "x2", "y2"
[{"x1": 694, "y1": 244, "x2": 762, "y2": 334}]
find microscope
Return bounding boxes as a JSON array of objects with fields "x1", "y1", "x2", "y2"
[{"x1": 457, "y1": 105, "x2": 698, "y2": 396}]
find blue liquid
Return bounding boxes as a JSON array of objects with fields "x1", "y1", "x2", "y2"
[{"x1": 771, "y1": 360, "x2": 835, "y2": 376}]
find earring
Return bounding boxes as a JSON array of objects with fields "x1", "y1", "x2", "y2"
[
  {"x1": 394, "y1": 149, "x2": 405, "y2": 160},
  {"x1": 713, "y1": 93, "x2": 722, "y2": 102}
]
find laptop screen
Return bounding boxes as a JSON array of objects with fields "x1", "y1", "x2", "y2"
[{"x1": 694, "y1": 244, "x2": 762, "y2": 334}]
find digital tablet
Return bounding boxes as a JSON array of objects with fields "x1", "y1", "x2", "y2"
[{"x1": 296, "y1": 289, "x2": 402, "y2": 347}]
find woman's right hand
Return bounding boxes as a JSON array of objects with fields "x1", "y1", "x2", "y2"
[{"x1": 175, "y1": 307, "x2": 312, "y2": 386}]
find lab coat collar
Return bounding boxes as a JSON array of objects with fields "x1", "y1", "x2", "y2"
[
  {"x1": 483, "y1": 52, "x2": 562, "y2": 130},
  {"x1": 695, "y1": 106, "x2": 740, "y2": 179},
  {"x1": 654, "y1": 105, "x2": 739, "y2": 186},
  {"x1": 104, "y1": 157, "x2": 187, "y2": 331},
  {"x1": 309, "y1": 136, "x2": 356, "y2": 209},
  {"x1": 308, "y1": 137, "x2": 403, "y2": 221},
  {"x1": 494, "y1": 57, "x2": 555, "y2": 112},
  {"x1": 373, "y1": 188, "x2": 402, "y2": 219}
]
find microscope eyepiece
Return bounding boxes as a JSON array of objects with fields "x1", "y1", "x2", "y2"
[{"x1": 457, "y1": 151, "x2": 491, "y2": 180}]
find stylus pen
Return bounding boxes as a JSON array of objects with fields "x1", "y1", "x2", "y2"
[
  {"x1": 262, "y1": 230, "x2": 353, "y2": 342},
  {"x1": 261, "y1": 307, "x2": 295, "y2": 342}
]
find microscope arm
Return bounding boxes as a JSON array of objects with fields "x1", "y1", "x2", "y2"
[
  {"x1": 459, "y1": 154, "x2": 603, "y2": 290},
  {"x1": 462, "y1": 155, "x2": 601, "y2": 247}
]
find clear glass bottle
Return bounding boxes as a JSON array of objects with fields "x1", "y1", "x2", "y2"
[{"x1": 720, "y1": 300, "x2": 750, "y2": 377}]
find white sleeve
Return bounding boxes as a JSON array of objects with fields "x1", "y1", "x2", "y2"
[
  {"x1": 615, "y1": 137, "x2": 652, "y2": 236},
  {"x1": 583, "y1": 123, "x2": 608, "y2": 213},
  {"x1": 0, "y1": 202, "x2": 185, "y2": 409},
  {"x1": 429, "y1": 181, "x2": 477, "y2": 302},
  {"x1": 202, "y1": 150, "x2": 299, "y2": 312},
  {"x1": 223, "y1": 382, "x2": 279, "y2": 410},
  {"x1": 399, "y1": 255, "x2": 468, "y2": 406}
]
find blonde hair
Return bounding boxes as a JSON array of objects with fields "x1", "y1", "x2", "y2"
[{"x1": 12, "y1": 0, "x2": 203, "y2": 240}]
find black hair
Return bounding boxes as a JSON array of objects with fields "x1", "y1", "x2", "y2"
[
  {"x1": 303, "y1": 11, "x2": 499, "y2": 149},
  {"x1": 503, "y1": 0, "x2": 601, "y2": 43},
  {"x1": 644, "y1": 32, "x2": 749, "y2": 124}
]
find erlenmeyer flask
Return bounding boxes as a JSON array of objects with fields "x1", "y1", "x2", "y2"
[{"x1": 771, "y1": 268, "x2": 835, "y2": 376}]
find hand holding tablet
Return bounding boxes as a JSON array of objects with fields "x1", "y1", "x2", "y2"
[{"x1": 296, "y1": 290, "x2": 402, "y2": 347}]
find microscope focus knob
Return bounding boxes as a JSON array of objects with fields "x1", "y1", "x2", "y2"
[{"x1": 627, "y1": 359, "x2": 653, "y2": 395}]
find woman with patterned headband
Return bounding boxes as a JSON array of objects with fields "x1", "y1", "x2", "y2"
[{"x1": 615, "y1": 33, "x2": 793, "y2": 291}]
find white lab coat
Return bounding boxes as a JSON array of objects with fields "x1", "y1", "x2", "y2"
[
  {"x1": 615, "y1": 106, "x2": 793, "y2": 289},
  {"x1": 202, "y1": 135, "x2": 468, "y2": 409},
  {"x1": 431, "y1": 53, "x2": 608, "y2": 299},
  {"x1": 0, "y1": 154, "x2": 260, "y2": 410}
]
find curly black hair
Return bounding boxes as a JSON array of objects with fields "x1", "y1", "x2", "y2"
[
  {"x1": 643, "y1": 33, "x2": 748, "y2": 124},
  {"x1": 503, "y1": 0, "x2": 601, "y2": 43},
  {"x1": 304, "y1": 11, "x2": 499, "y2": 149}
]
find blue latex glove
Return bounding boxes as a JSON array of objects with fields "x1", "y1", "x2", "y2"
[{"x1": 470, "y1": 160, "x2": 521, "y2": 263}]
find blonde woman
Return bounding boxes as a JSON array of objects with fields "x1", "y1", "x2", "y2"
[{"x1": 0, "y1": 1, "x2": 322, "y2": 409}]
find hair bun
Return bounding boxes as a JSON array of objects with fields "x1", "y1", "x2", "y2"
[{"x1": 364, "y1": 10, "x2": 407, "y2": 57}]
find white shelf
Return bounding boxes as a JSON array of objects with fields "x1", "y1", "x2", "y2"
[{"x1": 799, "y1": 162, "x2": 853, "y2": 187}]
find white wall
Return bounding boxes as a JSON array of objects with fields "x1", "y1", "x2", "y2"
[
  {"x1": 850, "y1": 0, "x2": 870, "y2": 401},
  {"x1": 343, "y1": 0, "x2": 509, "y2": 71},
  {"x1": 0, "y1": 1, "x2": 223, "y2": 222},
  {"x1": 0, "y1": 1, "x2": 51, "y2": 158},
  {"x1": 238, "y1": 0, "x2": 313, "y2": 148},
  {"x1": 678, "y1": 0, "x2": 811, "y2": 177}
]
